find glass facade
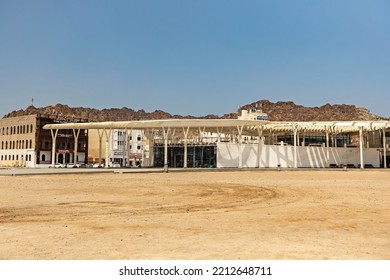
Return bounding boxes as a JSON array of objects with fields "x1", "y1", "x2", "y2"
[{"x1": 154, "y1": 144, "x2": 217, "y2": 168}]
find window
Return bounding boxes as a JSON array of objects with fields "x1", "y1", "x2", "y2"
[
  {"x1": 30, "y1": 124, "x2": 33, "y2": 133},
  {"x1": 16, "y1": 155, "x2": 19, "y2": 160},
  {"x1": 1, "y1": 141, "x2": 3, "y2": 149},
  {"x1": 137, "y1": 145, "x2": 141, "y2": 150},
  {"x1": 0, "y1": 155, "x2": 2, "y2": 160},
  {"x1": 5, "y1": 155, "x2": 7, "y2": 160},
  {"x1": 137, "y1": 135, "x2": 141, "y2": 141},
  {"x1": 29, "y1": 140, "x2": 32, "y2": 149},
  {"x1": 5, "y1": 141, "x2": 8, "y2": 149},
  {"x1": 42, "y1": 154, "x2": 46, "y2": 161}
]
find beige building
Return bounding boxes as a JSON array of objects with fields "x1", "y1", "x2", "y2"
[
  {"x1": 0, "y1": 114, "x2": 88, "y2": 167},
  {"x1": 0, "y1": 115, "x2": 37, "y2": 167}
]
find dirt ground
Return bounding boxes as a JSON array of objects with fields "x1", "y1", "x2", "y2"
[{"x1": 0, "y1": 170, "x2": 389, "y2": 260}]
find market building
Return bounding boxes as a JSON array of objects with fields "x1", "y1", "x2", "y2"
[{"x1": 43, "y1": 110, "x2": 390, "y2": 169}]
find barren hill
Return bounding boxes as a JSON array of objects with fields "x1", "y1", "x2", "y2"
[
  {"x1": 224, "y1": 100, "x2": 385, "y2": 121},
  {"x1": 3, "y1": 100, "x2": 386, "y2": 121}
]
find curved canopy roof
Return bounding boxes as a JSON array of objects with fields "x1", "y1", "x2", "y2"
[{"x1": 43, "y1": 119, "x2": 390, "y2": 134}]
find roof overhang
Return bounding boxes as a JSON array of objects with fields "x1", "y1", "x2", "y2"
[{"x1": 43, "y1": 119, "x2": 390, "y2": 134}]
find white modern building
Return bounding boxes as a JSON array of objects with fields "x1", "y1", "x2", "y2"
[
  {"x1": 108, "y1": 129, "x2": 147, "y2": 167},
  {"x1": 44, "y1": 117, "x2": 390, "y2": 169}
]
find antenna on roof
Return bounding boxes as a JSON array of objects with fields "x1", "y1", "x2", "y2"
[{"x1": 31, "y1": 98, "x2": 34, "y2": 106}]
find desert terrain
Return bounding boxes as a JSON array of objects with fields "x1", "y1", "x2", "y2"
[{"x1": 0, "y1": 170, "x2": 389, "y2": 259}]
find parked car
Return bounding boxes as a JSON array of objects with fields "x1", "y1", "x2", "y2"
[
  {"x1": 66, "y1": 163, "x2": 81, "y2": 168},
  {"x1": 49, "y1": 163, "x2": 65, "y2": 168},
  {"x1": 111, "y1": 162, "x2": 121, "y2": 168}
]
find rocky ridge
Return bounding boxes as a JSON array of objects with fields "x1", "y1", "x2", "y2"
[{"x1": 3, "y1": 100, "x2": 386, "y2": 122}]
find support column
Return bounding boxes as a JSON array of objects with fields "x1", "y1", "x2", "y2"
[
  {"x1": 183, "y1": 127, "x2": 189, "y2": 168},
  {"x1": 293, "y1": 126, "x2": 298, "y2": 168},
  {"x1": 383, "y1": 127, "x2": 387, "y2": 169},
  {"x1": 216, "y1": 128, "x2": 223, "y2": 142},
  {"x1": 359, "y1": 126, "x2": 364, "y2": 169},
  {"x1": 162, "y1": 127, "x2": 169, "y2": 168},
  {"x1": 325, "y1": 126, "x2": 329, "y2": 148},
  {"x1": 122, "y1": 130, "x2": 126, "y2": 167},
  {"x1": 72, "y1": 129, "x2": 80, "y2": 164},
  {"x1": 97, "y1": 129, "x2": 104, "y2": 166},
  {"x1": 237, "y1": 125, "x2": 244, "y2": 168},
  {"x1": 50, "y1": 129, "x2": 58, "y2": 167},
  {"x1": 104, "y1": 129, "x2": 111, "y2": 168},
  {"x1": 148, "y1": 129, "x2": 155, "y2": 167},
  {"x1": 257, "y1": 126, "x2": 263, "y2": 168}
]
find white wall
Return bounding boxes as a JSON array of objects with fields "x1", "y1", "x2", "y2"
[{"x1": 217, "y1": 143, "x2": 380, "y2": 168}]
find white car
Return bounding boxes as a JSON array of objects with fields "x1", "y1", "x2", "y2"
[
  {"x1": 49, "y1": 163, "x2": 65, "y2": 168},
  {"x1": 111, "y1": 162, "x2": 121, "y2": 168}
]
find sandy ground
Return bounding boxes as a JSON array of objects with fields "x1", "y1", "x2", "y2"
[{"x1": 0, "y1": 170, "x2": 389, "y2": 260}]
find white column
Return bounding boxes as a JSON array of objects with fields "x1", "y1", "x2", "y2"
[
  {"x1": 383, "y1": 127, "x2": 387, "y2": 169},
  {"x1": 325, "y1": 126, "x2": 329, "y2": 148},
  {"x1": 72, "y1": 129, "x2": 80, "y2": 164},
  {"x1": 122, "y1": 130, "x2": 126, "y2": 167},
  {"x1": 183, "y1": 127, "x2": 189, "y2": 168},
  {"x1": 148, "y1": 129, "x2": 154, "y2": 167},
  {"x1": 293, "y1": 126, "x2": 297, "y2": 168},
  {"x1": 257, "y1": 126, "x2": 263, "y2": 168},
  {"x1": 104, "y1": 129, "x2": 111, "y2": 168},
  {"x1": 216, "y1": 128, "x2": 223, "y2": 142},
  {"x1": 359, "y1": 126, "x2": 364, "y2": 169},
  {"x1": 163, "y1": 127, "x2": 169, "y2": 167},
  {"x1": 237, "y1": 125, "x2": 244, "y2": 168},
  {"x1": 98, "y1": 129, "x2": 104, "y2": 166},
  {"x1": 50, "y1": 129, "x2": 58, "y2": 167}
]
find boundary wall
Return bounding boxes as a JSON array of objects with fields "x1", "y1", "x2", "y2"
[{"x1": 217, "y1": 143, "x2": 380, "y2": 168}]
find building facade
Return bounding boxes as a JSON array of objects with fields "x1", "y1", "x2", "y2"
[
  {"x1": 109, "y1": 129, "x2": 147, "y2": 166},
  {"x1": 0, "y1": 114, "x2": 88, "y2": 167}
]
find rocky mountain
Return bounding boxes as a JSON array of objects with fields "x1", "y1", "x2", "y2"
[
  {"x1": 3, "y1": 100, "x2": 386, "y2": 121},
  {"x1": 224, "y1": 100, "x2": 386, "y2": 121}
]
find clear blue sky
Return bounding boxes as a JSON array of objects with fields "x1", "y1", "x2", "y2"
[{"x1": 1, "y1": 0, "x2": 389, "y2": 118}]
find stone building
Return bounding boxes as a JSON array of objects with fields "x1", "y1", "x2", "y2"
[{"x1": 0, "y1": 114, "x2": 88, "y2": 167}]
